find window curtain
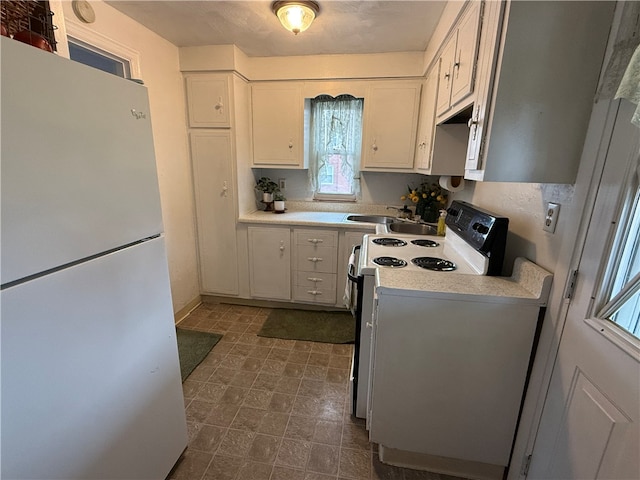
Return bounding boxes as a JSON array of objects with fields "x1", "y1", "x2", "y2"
[{"x1": 309, "y1": 95, "x2": 363, "y2": 197}]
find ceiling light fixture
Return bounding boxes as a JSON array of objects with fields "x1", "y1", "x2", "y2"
[{"x1": 272, "y1": 1, "x2": 320, "y2": 35}]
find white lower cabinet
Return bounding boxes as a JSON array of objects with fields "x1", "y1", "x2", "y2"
[
  {"x1": 190, "y1": 131, "x2": 238, "y2": 295},
  {"x1": 293, "y1": 229, "x2": 338, "y2": 305},
  {"x1": 248, "y1": 226, "x2": 291, "y2": 300}
]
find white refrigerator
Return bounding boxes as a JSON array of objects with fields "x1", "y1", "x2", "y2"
[{"x1": 1, "y1": 38, "x2": 188, "y2": 479}]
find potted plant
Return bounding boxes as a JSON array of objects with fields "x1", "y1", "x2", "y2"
[
  {"x1": 401, "y1": 181, "x2": 448, "y2": 223},
  {"x1": 273, "y1": 192, "x2": 286, "y2": 212},
  {"x1": 255, "y1": 176, "x2": 279, "y2": 203}
]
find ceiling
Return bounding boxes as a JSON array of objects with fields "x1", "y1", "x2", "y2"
[{"x1": 104, "y1": 1, "x2": 447, "y2": 57}]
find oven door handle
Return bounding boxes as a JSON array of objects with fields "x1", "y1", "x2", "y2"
[{"x1": 347, "y1": 245, "x2": 361, "y2": 283}]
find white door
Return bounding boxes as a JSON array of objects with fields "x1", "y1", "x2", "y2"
[{"x1": 528, "y1": 100, "x2": 640, "y2": 479}]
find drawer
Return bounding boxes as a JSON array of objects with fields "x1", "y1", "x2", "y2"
[
  {"x1": 294, "y1": 229, "x2": 338, "y2": 248},
  {"x1": 294, "y1": 271, "x2": 337, "y2": 290},
  {"x1": 295, "y1": 245, "x2": 338, "y2": 273},
  {"x1": 293, "y1": 285, "x2": 337, "y2": 305}
]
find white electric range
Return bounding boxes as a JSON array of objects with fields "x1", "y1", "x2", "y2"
[{"x1": 346, "y1": 200, "x2": 509, "y2": 419}]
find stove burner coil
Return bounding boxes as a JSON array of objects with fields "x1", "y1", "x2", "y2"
[
  {"x1": 411, "y1": 257, "x2": 456, "y2": 271},
  {"x1": 410, "y1": 239, "x2": 440, "y2": 247},
  {"x1": 372, "y1": 256, "x2": 407, "y2": 268},
  {"x1": 372, "y1": 237, "x2": 407, "y2": 247}
]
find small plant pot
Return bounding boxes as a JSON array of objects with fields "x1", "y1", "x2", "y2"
[
  {"x1": 262, "y1": 192, "x2": 274, "y2": 203},
  {"x1": 274, "y1": 200, "x2": 285, "y2": 212}
]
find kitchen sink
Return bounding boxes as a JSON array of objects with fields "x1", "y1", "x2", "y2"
[
  {"x1": 346, "y1": 215, "x2": 397, "y2": 224},
  {"x1": 388, "y1": 222, "x2": 438, "y2": 235}
]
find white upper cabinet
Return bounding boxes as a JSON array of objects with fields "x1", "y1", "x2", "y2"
[
  {"x1": 362, "y1": 80, "x2": 422, "y2": 171},
  {"x1": 436, "y1": 2, "x2": 481, "y2": 120},
  {"x1": 185, "y1": 74, "x2": 231, "y2": 128},
  {"x1": 251, "y1": 82, "x2": 305, "y2": 168},
  {"x1": 415, "y1": 70, "x2": 439, "y2": 173},
  {"x1": 464, "y1": 0, "x2": 615, "y2": 183}
]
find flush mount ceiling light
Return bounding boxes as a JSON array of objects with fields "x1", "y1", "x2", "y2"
[{"x1": 272, "y1": 1, "x2": 320, "y2": 35}]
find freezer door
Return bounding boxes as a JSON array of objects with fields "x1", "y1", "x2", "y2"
[
  {"x1": 1, "y1": 38, "x2": 164, "y2": 285},
  {"x1": 1, "y1": 237, "x2": 187, "y2": 479}
]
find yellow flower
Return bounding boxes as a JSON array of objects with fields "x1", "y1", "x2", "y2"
[
  {"x1": 411, "y1": 196, "x2": 419, "y2": 203},
  {"x1": 422, "y1": 193, "x2": 427, "y2": 199},
  {"x1": 431, "y1": 192, "x2": 436, "y2": 197},
  {"x1": 400, "y1": 195, "x2": 406, "y2": 201},
  {"x1": 411, "y1": 190, "x2": 417, "y2": 195},
  {"x1": 436, "y1": 195, "x2": 443, "y2": 202}
]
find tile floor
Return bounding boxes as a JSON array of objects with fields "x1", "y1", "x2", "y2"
[{"x1": 170, "y1": 302, "x2": 470, "y2": 480}]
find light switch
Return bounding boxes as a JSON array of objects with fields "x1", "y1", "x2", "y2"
[{"x1": 543, "y1": 202, "x2": 560, "y2": 233}]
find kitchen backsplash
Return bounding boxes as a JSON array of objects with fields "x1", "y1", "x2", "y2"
[{"x1": 255, "y1": 169, "x2": 436, "y2": 207}]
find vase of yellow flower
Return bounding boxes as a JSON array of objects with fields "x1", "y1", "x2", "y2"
[{"x1": 401, "y1": 181, "x2": 448, "y2": 223}]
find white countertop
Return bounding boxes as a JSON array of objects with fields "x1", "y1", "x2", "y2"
[
  {"x1": 376, "y1": 257, "x2": 553, "y2": 305},
  {"x1": 238, "y1": 204, "x2": 388, "y2": 230}
]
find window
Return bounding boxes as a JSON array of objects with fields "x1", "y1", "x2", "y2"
[
  {"x1": 68, "y1": 37, "x2": 131, "y2": 78},
  {"x1": 64, "y1": 20, "x2": 141, "y2": 80},
  {"x1": 309, "y1": 95, "x2": 363, "y2": 200},
  {"x1": 598, "y1": 158, "x2": 640, "y2": 337}
]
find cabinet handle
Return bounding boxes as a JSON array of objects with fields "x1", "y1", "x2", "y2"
[
  {"x1": 307, "y1": 277, "x2": 323, "y2": 283},
  {"x1": 468, "y1": 107, "x2": 480, "y2": 141},
  {"x1": 279, "y1": 240, "x2": 285, "y2": 252},
  {"x1": 222, "y1": 181, "x2": 228, "y2": 197},
  {"x1": 366, "y1": 322, "x2": 373, "y2": 328},
  {"x1": 454, "y1": 61, "x2": 460, "y2": 69},
  {"x1": 307, "y1": 290, "x2": 322, "y2": 296},
  {"x1": 214, "y1": 96, "x2": 224, "y2": 113},
  {"x1": 371, "y1": 143, "x2": 378, "y2": 152},
  {"x1": 444, "y1": 72, "x2": 450, "y2": 80},
  {"x1": 307, "y1": 238, "x2": 323, "y2": 244},
  {"x1": 288, "y1": 140, "x2": 293, "y2": 150},
  {"x1": 307, "y1": 257, "x2": 323, "y2": 263}
]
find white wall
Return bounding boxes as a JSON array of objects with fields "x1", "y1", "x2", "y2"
[{"x1": 59, "y1": 0, "x2": 199, "y2": 314}]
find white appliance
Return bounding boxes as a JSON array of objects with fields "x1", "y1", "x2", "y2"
[
  {"x1": 346, "y1": 201, "x2": 552, "y2": 479},
  {"x1": 1, "y1": 38, "x2": 188, "y2": 479},
  {"x1": 347, "y1": 201, "x2": 509, "y2": 420}
]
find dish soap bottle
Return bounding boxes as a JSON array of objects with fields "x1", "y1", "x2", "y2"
[{"x1": 437, "y1": 210, "x2": 446, "y2": 236}]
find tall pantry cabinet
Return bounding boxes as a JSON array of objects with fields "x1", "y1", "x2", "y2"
[{"x1": 186, "y1": 74, "x2": 246, "y2": 295}]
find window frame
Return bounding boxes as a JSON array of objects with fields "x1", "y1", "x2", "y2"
[
  {"x1": 65, "y1": 19, "x2": 141, "y2": 79},
  {"x1": 307, "y1": 95, "x2": 364, "y2": 202}
]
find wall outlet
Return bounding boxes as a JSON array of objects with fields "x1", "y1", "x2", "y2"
[
  {"x1": 279, "y1": 178, "x2": 286, "y2": 190},
  {"x1": 543, "y1": 202, "x2": 560, "y2": 233}
]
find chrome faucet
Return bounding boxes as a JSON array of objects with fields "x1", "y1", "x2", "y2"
[{"x1": 386, "y1": 205, "x2": 414, "y2": 220}]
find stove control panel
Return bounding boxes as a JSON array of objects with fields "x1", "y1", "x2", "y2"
[{"x1": 446, "y1": 201, "x2": 509, "y2": 275}]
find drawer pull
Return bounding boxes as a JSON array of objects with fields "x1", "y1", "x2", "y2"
[
  {"x1": 307, "y1": 257, "x2": 323, "y2": 263},
  {"x1": 366, "y1": 322, "x2": 373, "y2": 328},
  {"x1": 307, "y1": 238, "x2": 324, "y2": 244},
  {"x1": 307, "y1": 277, "x2": 323, "y2": 283},
  {"x1": 307, "y1": 290, "x2": 322, "y2": 296}
]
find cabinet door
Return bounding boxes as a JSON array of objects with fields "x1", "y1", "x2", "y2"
[
  {"x1": 190, "y1": 131, "x2": 238, "y2": 295},
  {"x1": 248, "y1": 226, "x2": 291, "y2": 300},
  {"x1": 449, "y1": 2, "x2": 481, "y2": 109},
  {"x1": 436, "y1": 39, "x2": 456, "y2": 117},
  {"x1": 251, "y1": 83, "x2": 304, "y2": 168},
  {"x1": 362, "y1": 81, "x2": 422, "y2": 170},
  {"x1": 186, "y1": 74, "x2": 231, "y2": 128},
  {"x1": 415, "y1": 70, "x2": 439, "y2": 172}
]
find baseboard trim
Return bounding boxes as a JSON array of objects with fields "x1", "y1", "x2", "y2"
[
  {"x1": 378, "y1": 445, "x2": 505, "y2": 480},
  {"x1": 201, "y1": 295, "x2": 347, "y2": 312},
  {"x1": 174, "y1": 296, "x2": 202, "y2": 324}
]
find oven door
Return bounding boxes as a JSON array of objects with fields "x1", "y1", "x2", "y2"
[{"x1": 346, "y1": 245, "x2": 365, "y2": 417}]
